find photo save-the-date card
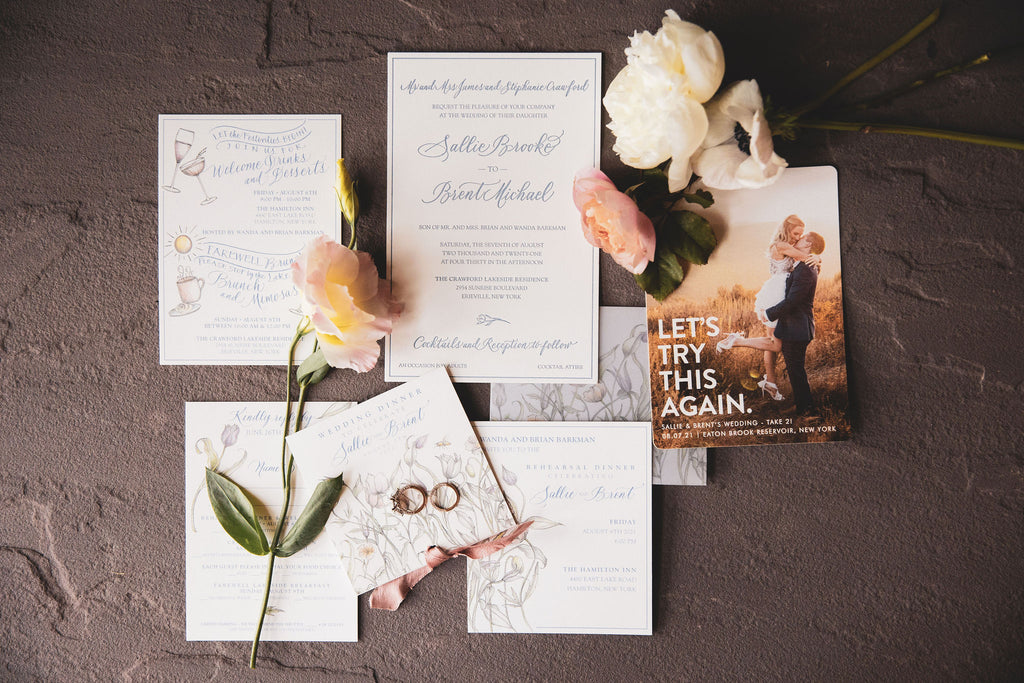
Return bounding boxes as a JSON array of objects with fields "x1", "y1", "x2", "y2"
[
  {"x1": 285, "y1": 368, "x2": 517, "y2": 596},
  {"x1": 159, "y1": 114, "x2": 341, "y2": 364},
  {"x1": 648, "y1": 166, "x2": 851, "y2": 448},
  {"x1": 467, "y1": 422, "x2": 652, "y2": 635},
  {"x1": 185, "y1": 402, "x2": 357, "y2": 642},
  {"x1": 491, "y1": 306, "x2": 706, "y2": 485},
  {"x1": 385, "y1": 53, "x2": 601, "y2": 384}
]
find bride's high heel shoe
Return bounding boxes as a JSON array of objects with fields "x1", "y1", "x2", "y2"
[
  {"x1": 716, "y1": 332, "x2": 744, "y2": 353},
  {"x1": 757, "y1": 375, "x2": 785, "y2": 401}
]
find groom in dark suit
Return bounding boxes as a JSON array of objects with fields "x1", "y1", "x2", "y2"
[{"x1": 763, "y1": 232, "x2": 826, "y2": 416}]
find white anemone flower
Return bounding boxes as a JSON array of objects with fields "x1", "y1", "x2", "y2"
[{"x1": 692, "y1": 80, "x2": 788, "y2": 190}]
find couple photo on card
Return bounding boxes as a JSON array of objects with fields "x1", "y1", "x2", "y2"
[{"x1": 648, "y1": 166, "x2": 851, "y2": 448}]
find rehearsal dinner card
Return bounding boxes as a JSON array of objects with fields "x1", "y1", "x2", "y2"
[
  {"x1": 286, "y1": 368, "x2": 517, "y2": 595},
  {"x1": 159, "y1": 114, "x2": 341, "y2": 364},
  {"x1": 185, "y1": 402, "x2": 357, "y2": 642},
  {"x1": 491, "y1": 306, "x2": 707, "y2": 485},
  {"x1": 385, "y1": 53, "x2": 601, "y2": 384},
  {"x1": 647, "y1": 166, "x2": 851, "y2": 448},
  {"x1": 467, "y1": 422, "x2": 652, "y2": 635}
]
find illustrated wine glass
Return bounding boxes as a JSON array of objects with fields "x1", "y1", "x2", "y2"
[
  {"x1": 162, "y1": 128, "x2": 194, "y2": 193},
  {"x1": 180, "y1": 147, "x2": 217, "y2": 206}
]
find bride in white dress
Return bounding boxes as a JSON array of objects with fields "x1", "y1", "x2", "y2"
[{"x1": 716, "y1": 215, "x2": 819, "y2": 400}]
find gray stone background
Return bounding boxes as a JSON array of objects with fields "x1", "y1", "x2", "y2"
[{"x1": 1, "y1": 0, "x2": 1022, "y2": 679}]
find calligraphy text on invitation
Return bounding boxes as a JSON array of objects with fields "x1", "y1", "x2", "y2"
[
  {"x1": 159, "y1": 115, "x2": 340, "y2": 364},
  {"x1": 386, "y1": 54, "x2": 601, "y2": 383}
]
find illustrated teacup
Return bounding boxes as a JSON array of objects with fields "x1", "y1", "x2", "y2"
[{"x1": 176, "y1": 276, "x2": 205, "y2": 304}]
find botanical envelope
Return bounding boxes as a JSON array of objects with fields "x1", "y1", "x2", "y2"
[{"x1": 286, "y1": 368, "x2": 516, "y2": 595}]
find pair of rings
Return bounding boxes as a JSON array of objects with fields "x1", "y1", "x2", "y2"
[{"x1": 391, "y1": 482, "x2": 461, "y2": 514}]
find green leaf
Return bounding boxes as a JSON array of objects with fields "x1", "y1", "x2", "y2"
[
  {"x1": 680, "y1": 188, "x2": 714, "y2": 209},
  {"x1": 673, "y1": 210, "x2": 718, "y2": 255},
  {"x1": 274, "y1": 474, "x2": 345, "y2": 558},
  {"x1": 635, "y1": 211, "x2": 718, "y2": 301},
  {"x1": 206, "y1": 468, "x2": 270, "y2": 556},
  {"x1": 296, "y1": 347, "x2": 331, "y2": 387}
]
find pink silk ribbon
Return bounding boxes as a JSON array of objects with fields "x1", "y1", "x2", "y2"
[{"x1": 369, "y1": 519, "x2": 535, "y2": 611}]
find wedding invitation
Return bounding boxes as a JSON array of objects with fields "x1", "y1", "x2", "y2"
[
  {"x1": 467, "y1": 422, "x2": 652, "y2": 635},
  {"x1": 646, "y1": 167, "x2": 851, "y2": 447},
  {"x1": 159, "y1": 114, "x2": 341, "y2": 364},
  {"x1": 491, "y1": 306, "x2": 707, "y2": 485},
  {"x1": 185, "y1": 402, "x2": 357, "y2": 642},
  {"x1": 285, "y1": 368, "x2": 517, "y2": 595},
  {"x1": 385, "y1": 53, "x2": 601, "y2": 383}
]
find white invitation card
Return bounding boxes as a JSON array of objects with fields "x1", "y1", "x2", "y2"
[
  {"x1": 286, "y1": 368, "x2": 517, "y2": 595},
  {"x1": 159, "y1": 115, "x2": 341, "y2": 364},
  {"x1": 491, "y1": 306, "x2": 707, "y2": 485},
  {"x1": 467, "y1": 422, "x2": 652, "y2": 635},
  {"x1": 385, "y1": 53, "x2": 601, "y2": 383},
  {"x1": 185, "y1": 402, "x2": 357, "y2": 642}
]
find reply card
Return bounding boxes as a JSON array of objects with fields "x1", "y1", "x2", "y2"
[
  {"x1": 286, "y1": 368, "x2": 516, "y2": 595},
  {"x1": 491, "y1": 306, "x2": 707, "y2": 485},
  {"x1": 385, "y1": 53, "x2": 601, "y2": 383},
  {"x1": 467, "y1": 422, "x2": 652, "y2": 635},
  {"x1": 159, "y1": 115, "x2": 341, "y2": 364},
  {"x1": 185, "y1": 402, "x2": 357, "y2": 642}
]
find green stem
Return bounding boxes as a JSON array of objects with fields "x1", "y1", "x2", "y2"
[
  {"x1": 840, "y1": 50, "x2": 995, "y2": 112},
  {"x1": 347, "y1": 217, "x2": 358, "y2": 251},
  {"x1": 795, "y1": 119, "x2": 1024, "y2": 151},
  {"x1": 249, "y1": 323, "x2": 307, "y2": 669},
  {"x1": 787, "y1": 7, "x2": 941, "y2": 120}
]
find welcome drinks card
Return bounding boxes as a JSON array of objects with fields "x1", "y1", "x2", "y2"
[
  {"x1": 385, "y1": 53, "x2": 601, "y2": 383},
  {"x1": 285, "y1": 368, "x2": 517, "y2": 595},
  {"x1": 491, "y1": 306, "x2": 706, "y2": 485},
  {"x1": 185, "y1": 402, "x2": 357, "y2": 642},
  {"x1": 467, "y1": 422, "x2": 652, "y2": 635},
  {"x1": 159, "y1": 115, "x2": 341, "y2": 364},
  {"x1": 647, "y1": 167, "x2": 851, "y2": 448}
]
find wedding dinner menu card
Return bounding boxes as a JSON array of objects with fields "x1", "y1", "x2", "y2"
[
  {"x1": 385, "y1": 53, "x2": 601, "y2": 384},
  {"x1": 159, "y1": 114, "x2": 341, "y2": 364},
  {"x1": 185, "y1": 402, "x2": 357, "y2": 642},
  {"x1": 467, "y1": 422, "x2": 652, "y2": 635},
  {"x1": 286, "y1": 368, "x2": 517, "y2": 595},
  {"x1": 491, "y1": 306, "x2": 707, "y2": 486}
]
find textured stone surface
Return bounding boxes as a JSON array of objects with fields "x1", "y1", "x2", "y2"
[{"x1": 1, "y1": 0, "x2": 1022, "y2": 679}]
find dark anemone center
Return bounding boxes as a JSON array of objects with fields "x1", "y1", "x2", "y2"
[{"x1": 733, "y1": 122, "x2": 751, "y2": 155}]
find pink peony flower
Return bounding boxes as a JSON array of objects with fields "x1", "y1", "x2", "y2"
[
  {"x1": 572, "y1": 168, "x2": 656, "y2": 274},
  {"x1": 291, "y1": 235, "x2": 402, "y2": 372}
]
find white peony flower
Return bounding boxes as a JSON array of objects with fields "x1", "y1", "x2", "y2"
[
  {"x1": 604, "y1": 10, "x2": 725, "y2": 192},
  {"x1": 692, "y1": 80, "x2": 788, "y2": 190}
]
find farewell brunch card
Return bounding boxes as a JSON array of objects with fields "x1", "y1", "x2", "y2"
[
  {"x1": 159, "y1": 115, "x2": 341, "y2": 364},
  {"x1": 286, "y1": 368, "x2": 517, "y2": 595},
  {"x1": 467, "y1": 422, "x2": 652, "y2": 635},
  {"x1": 385, "y1": 53, "x2": 601, "y2": 383},
  {"x1": 185, "y1": 402, "x2": 357, "y2": 642},
  {"x1": 647, "y1": 167, "x2": 851, "y2": 448},
  {"x1": 491, "y1": 306, "x2": 706, "y2": 485}
]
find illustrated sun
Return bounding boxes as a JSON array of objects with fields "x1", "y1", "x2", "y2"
[{"x1": 164, "y1": 225, "x2": 205, "y2": 261}]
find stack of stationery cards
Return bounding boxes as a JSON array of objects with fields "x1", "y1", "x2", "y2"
[
  {"x1": 185, "y1": 402, "x2": 358, "y2": 642},
  {"x1": 491, "y1": 306, "x2": 707, "y2": 485}
]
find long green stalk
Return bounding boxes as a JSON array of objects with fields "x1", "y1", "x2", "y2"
[
  {"x1": 795, "y1": 119, "x2": 1024, "y2": 151},
  {"x1": 786, "y1": 7, "x2": 941, "y2": 120}
]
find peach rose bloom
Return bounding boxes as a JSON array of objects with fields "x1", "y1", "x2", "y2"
[
  {"x1": 573, "y1": 168, "x2": 656, "y2": 274},
  {"x1": 291, "y1": 235, "x2": 402, "y2": 372}
]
